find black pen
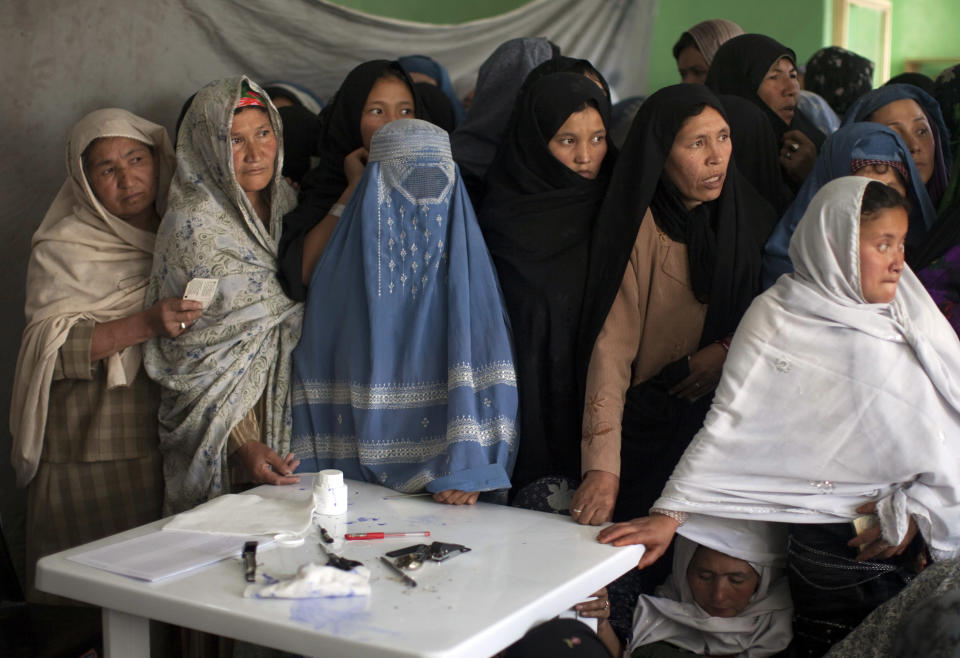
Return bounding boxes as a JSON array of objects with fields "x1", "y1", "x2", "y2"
[{"x1": 380, "y1": 556, "x2": 417, "y2": 587}]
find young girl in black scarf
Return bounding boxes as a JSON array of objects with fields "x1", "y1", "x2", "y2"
[{"x1": 479, "y1": 72, "x2": 615, "y2": 506}]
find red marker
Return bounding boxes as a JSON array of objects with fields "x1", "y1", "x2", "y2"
[{"x1": 344, "y1": 531, "x2": 430, "y2": 540}]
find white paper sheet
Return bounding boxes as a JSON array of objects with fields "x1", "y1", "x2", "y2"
[
  {"x1": 163, "y1": 493, "x2": 315, "y2": 536},
  {"x1": 68, "y1": 529, "x2": 273, "y2": 582}
]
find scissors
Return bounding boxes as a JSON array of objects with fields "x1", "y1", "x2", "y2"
[{"x1": 318, "y1": 541, "x2": 363, "y2": 571}]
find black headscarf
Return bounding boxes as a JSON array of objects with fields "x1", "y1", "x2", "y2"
[
  {"x1": 520, "y1": 56, "x2": 611, "y2": 100},
  {"x1": 706, "y1": 34, "x2": 826, "y2": 149},
  {"x1": 276, "y1": 60, "x2": 421, "y2": 300},
  {"x1": 479, "y1": 73, "x2": 615, "y2": 487},
  {"x1": 719, "y1": 94, "x2": 793, "y2": 216},
  {"x1": 886, "y1": 72, "x2": 935, "y2": 94},
  {"x1": 276, "y1": 104, "x2": 320, "y2": 185},
  {"x1": 414, "y1": 82, "x2": 456, "y2": 132},
  {"x1": 805, "y1": 46, "x2": 875, "y2": 117},
  {"x1": 578, "y1": 84, "x2": 772, "y2": 383}
]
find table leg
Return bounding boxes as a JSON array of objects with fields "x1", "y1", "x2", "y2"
[{"x1": 102, "y1": 608, "x2": 150, "y2": 657}]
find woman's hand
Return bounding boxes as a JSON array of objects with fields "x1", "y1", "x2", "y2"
[
  {"x1": 570, "y1": 470, "x2": 619, "y2": 525},
  {"x1": 669, "y1": 342, "x2": 727, "y2": 400},
  {"x1": 779, "y1": 130, "x2": 817, "y2": 184},
  {"x1": 145, "y1": 297, "x2": 204, "y2": 338},
  {"x1": 343, "y1": 147, "x2": 369, "y2": 188},
  {"x1": 597, "y1": 513, "x2": 679, "y2": 569},
  {"x1": 432, "y1": 489, "x2": 479, "y2": 505},
  {"x1": 574, "y1": 587, "x2": 611, "y2": 621},
  {"x1": 848, "y1": 501, "x2": 918, "y2": 562},
  {"x1": 233, "y1": 442, "x2": 301, "y2": 486}
]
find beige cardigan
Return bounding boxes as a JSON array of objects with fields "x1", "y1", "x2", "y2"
[{"x1": 581, "y1": 209, "x2": 706, "y2": 477}]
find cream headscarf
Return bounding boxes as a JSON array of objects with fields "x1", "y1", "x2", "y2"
[
  {"x1": 655, "y1": 177, "x2": 960, "y2": 561},
  {"x1": 10, "y1": 109, "x2": 175, "y2": 487},
  {"x1": 629, "y1": 523, "x2": 792, "y2": 658},
  {"x1": 685, "y1": 19, "x2": 744, "y2": 65}
]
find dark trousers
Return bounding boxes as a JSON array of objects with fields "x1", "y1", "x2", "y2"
[{"x1": 786, "y1": 523, "x2": 921, "y2": 657}]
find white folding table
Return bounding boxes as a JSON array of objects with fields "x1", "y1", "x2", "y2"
[{"x1": 36, "y1": 479, "x2": 644, "y2": 657}]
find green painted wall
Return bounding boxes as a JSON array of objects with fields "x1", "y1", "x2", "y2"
[
  {"x1": 331, "y1": 0, "x2": 532, "y2": 24},
  {"x1": 890, "y1": 0, "x2": 960, "y2": 81},
  {"x1": 644, "y1": 0, "x2": 830, "y2": 94},
  {"x1": 329, "y1": 0, "x2": 960, "y2": 92}
]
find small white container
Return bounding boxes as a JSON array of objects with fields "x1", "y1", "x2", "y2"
[{"x1": 314, "y1": 469, "x2": 348, "y2": 515}]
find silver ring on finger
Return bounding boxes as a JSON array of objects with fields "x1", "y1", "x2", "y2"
[
  {"x1": 180, "y1": 321, "x2": 187, "y2": 330},
  {"x1": 790, "y1": 141, "x2": 800, "y2": 152},
  {"x1": 572, "y1": 508, "x2": 583, "y2": 514},
  {"x1": 785, "y1": 151, "x2": 793, "y2": 159},
  {"x1": 603, "y1": 600, "x2": 609, "y2": 610}
]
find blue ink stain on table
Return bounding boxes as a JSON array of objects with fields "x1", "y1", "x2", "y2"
[{"x1": 290, "y1": 597, "x2": 400, "y2": 639}]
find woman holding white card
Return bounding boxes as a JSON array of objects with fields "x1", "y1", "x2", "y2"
[{"x1": 145, "y1": 78, "x2": 304, "y2": 514}]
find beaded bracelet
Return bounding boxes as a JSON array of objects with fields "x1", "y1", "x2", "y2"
[{"x1": 650, "y1": 508, "x2": 689, "y2": 526}]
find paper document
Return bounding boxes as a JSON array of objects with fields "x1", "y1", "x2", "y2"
[
  {"x1": 183, "y1": 278, "x2": 219, "y2": 307},
  {"x1": 69, "y1": 529, "x2": 273, "y2": 582}
]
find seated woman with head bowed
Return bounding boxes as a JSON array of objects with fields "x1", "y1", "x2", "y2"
[
  {"x1": 10, "y1": 109, "x2": 199, "y2": 600},
  {"x1": 504, "y1": 522, "x2": 791, "y2": 658},
  {"x1": 707, "y1": 34, "x2": 826, "y2": 191},
  {"x1": 842, "y1": 83, "x2": 952, "y2": 209},
  {"x1": 478, "y1": 71, "x2": 615, "y2": 508},
  {"x1": 602, "y1": 178, "x2": 960, "y2": 655},
  {"x1": 277, "y1": 60, "x2": 421, "y2": 302},
  {"x1": 762, "y1": 121, "x2": 937, "y2": 287},
  {"x1": 626, "y1": 527, "x2": 791, "y2": 658},
  {"x1": 290, "y1": 119, "x2": 518, "y2": 505},
  {"x1": 573, "y1": 84, "x2": 773, "y2": 531},
  {"x1": 145, "y1": 78, "x2": 303, "y2": 514}
]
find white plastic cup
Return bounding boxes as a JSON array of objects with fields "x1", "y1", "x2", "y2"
[{"x1": 314, "y1": 469, "x2": 348, "y2": 515}]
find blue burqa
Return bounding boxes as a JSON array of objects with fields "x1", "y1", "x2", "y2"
[{"x1": 291, "y1": 119, "x2": 518, "y2": 493}]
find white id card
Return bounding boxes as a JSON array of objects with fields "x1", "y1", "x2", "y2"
[{"x1": 183, "y1": 278, "x2": 219, "y2": 308}]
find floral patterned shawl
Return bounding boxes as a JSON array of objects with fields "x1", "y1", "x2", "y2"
[{"x1": 145, "y1": 76, "x2": 302, "y2": 514}]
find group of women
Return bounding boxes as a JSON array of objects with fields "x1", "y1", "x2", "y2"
[{"x1": 11, "y1": 20, "x2": 960, "y2": 658}]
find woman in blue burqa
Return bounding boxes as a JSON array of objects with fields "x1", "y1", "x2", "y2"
[{"x1": 291, "y1": 119, "x2": 518, "y2": 505}]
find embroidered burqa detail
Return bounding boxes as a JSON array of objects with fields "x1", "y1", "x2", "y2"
[
  {"x1": 144, "y1": 76, "x2": 302, "y2": 514},
  {"x1": 655, "y1": 177, "x2": 960, "y2": 561},
  {"x1": 842, "y1": 83, "x2": 952, "y2": 207},
  {"x1": 763, "y1": 122, "x2": 936, "y2": 287},
  {"x1": 629, "y1": 531, "x2": 792, "y2": 658},
  {"x1": 291, "y1": 119, "x2": 517, "y2": 493},
  {"x1": 10, "y1": 109, "x2": 175, "y2": 486}
]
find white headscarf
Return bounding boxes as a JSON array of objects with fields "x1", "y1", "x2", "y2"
[
  {"x1": 655, "y1": 176, "x2": 960, "y2": 561},
  {"x1": 10, "y1": 109, "x2": 175, "y2": 487},
  {"x1": 629, "y1": 524, "x2": 792, "y2": 658}
]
